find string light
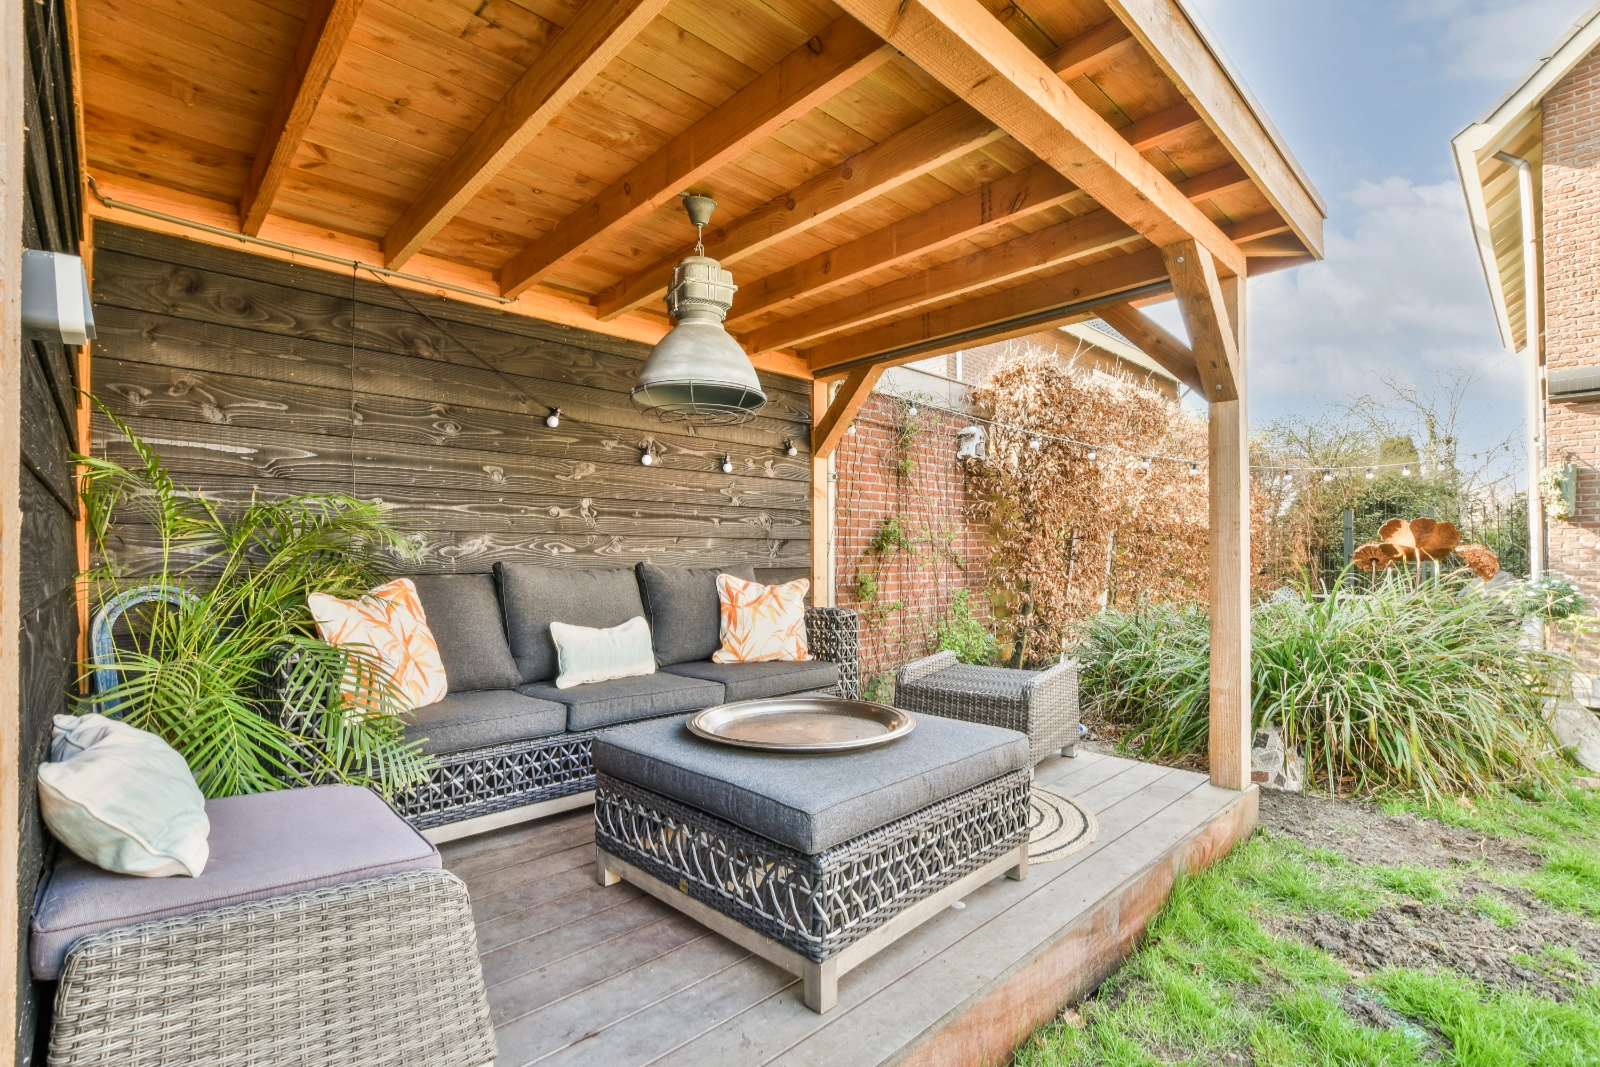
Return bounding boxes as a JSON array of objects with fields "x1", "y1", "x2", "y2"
[
  {"x1": 847, "y1": 423, "x2": 856, "y2": 435},
  {"x1": 906, "y1": 402, "x2": 919, "y2": 417},
  {"x1": 640, "y1": 448, "x2": 655, "y2": 466},
  {"x1": 784, "y1": 439, "x2": 799, "y2": 457},
  {"x1": 720, "y1": 455, "x2": 735, "y2": 474},
  {"x1": 1323, "y1": 470, "x2": 1334, "y2": 482},
  {"x1": 544, "y1": 408, "x2": 562, "y2": 428},
  {"x1": 1141, "y1": 455, "x2": 1151, "y2": 471},
  {"x1": 1189, "y1": 461, "x2": 1200, "y2": 476},
  {"x1": 1086, "y1": 446, "x2": 1097, "y2": 461},
  {"x1": 1029, "y1": 435, "x2": 1041, "y2": 449},
  {"x1": 1366, "y1": 468, "x2": 1375, "y2": 480},
  {"x1": 1401, "y1": 466, "x2": 1412, "y2": 477}
]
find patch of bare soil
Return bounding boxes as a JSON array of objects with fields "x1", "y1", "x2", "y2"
[{"x1": 1257, "y1": 790, "x2": 1600, "y2": 1001}]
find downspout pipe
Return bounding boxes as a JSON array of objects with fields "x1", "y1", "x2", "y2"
[{"x1": 1495, "y1": 151, "x2": 1545, "y2": 581}]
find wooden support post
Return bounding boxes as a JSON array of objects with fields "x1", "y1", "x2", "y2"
[
  {"x1": 811, "y1": 378, "x2": 833, "y2": 608},
  {"x1": 1205, "y1": 273, "x2": 1251, "y2": 791}
]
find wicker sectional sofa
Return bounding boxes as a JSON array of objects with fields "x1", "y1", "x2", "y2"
[{"x1": 276, "y1": 561, "x2": 860, "y2": 840}]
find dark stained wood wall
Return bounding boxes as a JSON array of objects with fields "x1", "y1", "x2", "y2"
[
  {"x1": 89, "y1": 223, "x2": 814, "y2": 584},
  {"x1": 18, "y1": 0, "x2": 84, "y2": 1060}
]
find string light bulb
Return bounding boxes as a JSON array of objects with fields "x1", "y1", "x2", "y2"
[
  {"x1": 1189, "y1": 461, "x2": 1200, "y2": 477},
  {"x1": 906, "y1": 402, "x2": 919, "y2": 417},
  {"x1": 1401, "y1": 466, "x2": 1412, "y2": 477},
  {"x1": 784, "y1": 439, "x2": 798, "y2": 457},
  {"x1": 1086, "y1": 446, "x2": 1097, "y2": 461},
  {"x1": 1365, "y1": 468, "x2": 1375, "y2": 480},
  {"x1": 1141, "y1": 455, "x2": 1151, "y2": 472},
  {"x1": 847, "y1": 423, "x2": 856, "y2": 435},
  {"x1": 640, "y1": 449, "x2": 655, "y2": 466},
  {"x1": 1323, "y1": 470, "x2": 1334, "y2": 482},
  {"x1": 1028, "y1": 435, "x2": 1041, "y2": 449},
  {"x1": 545, "y1": 408, "x2": 562, "y2": 428},
  {"x1": 720, "y1": 455, "x2": 734, "y2": 474}
]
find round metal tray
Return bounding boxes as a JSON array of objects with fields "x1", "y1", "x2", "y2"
[{"x1": 686, "y1": 696, "x2": 914, "y2": 752}]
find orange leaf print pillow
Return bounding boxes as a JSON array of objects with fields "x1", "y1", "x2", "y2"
[
  {"x1": 308, "y1": 578, "x2": 448, "y2": 713},
  {"x1": 712, "y1": 574, "x2": 810, "y2": 664}
]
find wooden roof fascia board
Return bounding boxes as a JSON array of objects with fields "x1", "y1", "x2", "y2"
[
  {"x1": 495, "y1": 16, "x2": 896, "y2": 298},
  {"x1": 592, "y1": 99, "x2": 1004, "y2": 320},
  {"x1": 723, "y1": 160, "x2": 1085, "y2": 326},
  {"x1": 240, "y1": 0, "x2": 365, "y2": 236},
  {"x1": 804, "y1": 245, "x2": 1170, "y2": 373},
  {"x1": 380, "y1": 0, "x2": 676, "y2": 269},
  {"x1": 1103, "y1": 0, "x2": 1325, "y2": 258},
  {"x1": 1092, "y1": 301, "x2": 1201, "y2": 393},
  {"x1": 742, "y1": 208, "x2": 1140, "y2": 351},
  {"x1": 828, "y1": 0, "x2": 1247, "y2": 278}
]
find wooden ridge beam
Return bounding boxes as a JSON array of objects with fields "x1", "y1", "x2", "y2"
[
  {"x1": 1121, "y1": 101, "x2": 1203, "y2": 152},
  {"x1": 744, "y1": 208, "x2": 1139, "y2": 352},
  {"x1": 829, "y1": 0, "x2": 1246, "y2": 276},
  {"x1": 241, "y1": 0, "x2": 365, "y2": 236},
  {"x1": 726, "y1": 161, "x2": 1083, "y2": 327},
  {"x1": 497, "y1": 16, "x2": 894, "y2": 298},
  {"x1": 1162, "y1": 238, "x2": 1238, "y2": 401},
  {"x1": 806, "y1": 245, "x2": 1169, "y2": 374},
  {"x1": 1094, "y1": 302, "x2": 1201, "y2": 393},
  {"x1": 812, "y1": 363, "x2": 885, "y2": 458},
  {"x1": 594, "y1": 100, "x2": 1004, "y2": 320},
  {"x1": 382, "y1": 0, "x2": 674, "y2": 269}
]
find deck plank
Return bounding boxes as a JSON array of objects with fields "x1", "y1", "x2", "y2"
[{"x1": 441, "y1": 754, "x2": 1256, "y2": 1067}]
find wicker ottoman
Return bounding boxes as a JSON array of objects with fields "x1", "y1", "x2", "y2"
[
  {"x1": 590, "y1": 711, "x2": 1032, "y2": 1013},
  {"x1": 895, "y1": 651, "x2": 1080, "y2": 764}
]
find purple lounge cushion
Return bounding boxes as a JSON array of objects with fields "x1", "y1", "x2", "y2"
[{"x1": 30, "y1": 784, "x2": 438, "y2": 980}]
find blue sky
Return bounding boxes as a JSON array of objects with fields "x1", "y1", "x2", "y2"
[{"x1": 1139, "y1": 0, "x2": 1594, "y2": 477}]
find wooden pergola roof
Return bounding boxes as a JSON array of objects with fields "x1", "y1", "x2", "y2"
[{"x1": 75, "y1": 0, "x2": 1324, "y2": 387}]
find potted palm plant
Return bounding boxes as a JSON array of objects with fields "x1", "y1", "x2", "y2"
[{"x1": 79, "y1": 405, "x2": 431, "y2": 798}]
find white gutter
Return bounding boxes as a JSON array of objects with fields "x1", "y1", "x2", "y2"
[{"x1": 1495, "y1": 151, "x2": 1545, "y2": 580}]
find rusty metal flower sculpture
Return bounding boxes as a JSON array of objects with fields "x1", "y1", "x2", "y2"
[
  {"x1": 1353, "y1": 541, "x2": 1401, "y2": 572},
  {"x1": 1455, "y1": 543, "x2": 1501, "y2": 580}
]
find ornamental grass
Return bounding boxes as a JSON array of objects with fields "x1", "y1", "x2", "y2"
[{"x1": 1079, "y1": 573, "x2": 1569, "y2": 800}]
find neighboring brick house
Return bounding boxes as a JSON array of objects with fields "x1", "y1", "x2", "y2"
[
  {"x1": 827, "y1": 322, "x2": 1180, "y2": 684},
  {"x1": 1456, "y1": 3, "x2": 1600, "y2": 665}
]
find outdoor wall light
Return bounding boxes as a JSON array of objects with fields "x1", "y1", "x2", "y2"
[
  {"x1": 545, "y1": 408, "x2": 562, "y2": 428},
  {"x1": 784, "y1": 439, "x2": 799, "y2": 457},
  {"x1": 22, "y1": 250, "x2": 96, "y2": 346},
  {"x1": 720, "y1": 455, "x2": 734, "y2": 474}
]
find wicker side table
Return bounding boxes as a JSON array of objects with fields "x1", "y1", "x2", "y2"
[{"x1": 894, "y1": 651, "x2": 1080, "y2": 764}]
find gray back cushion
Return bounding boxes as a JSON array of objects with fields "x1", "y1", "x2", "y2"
[
  {"x1": 409, "y1": 574, "x2": 521, "y2": 693},
  {"x1": 635, "y1": 561, "x2": 756, "y2": 665},
  {"x1": 495, "y1": 564, "x2": 647, "y2": 684}
]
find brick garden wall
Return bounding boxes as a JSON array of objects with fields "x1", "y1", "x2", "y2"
[
  {"x1": 832, "y1": 392, "x2": 993, "y2": 692},
  {"x1": 1544, "y1": 44, "x2": 1600, "y2": 665}
]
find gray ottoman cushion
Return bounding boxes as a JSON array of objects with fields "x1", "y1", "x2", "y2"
[
  {"x1": 406, "y1": 690, "x2": 567, "y2": 755},
  {"x1": 660, "y1": 658, "x2": 839, "y2": 701},
  {"x1": 518, "y1": 673, "x2": 724, "y2": 732},
  {"x1": 635, "y1": 561, "x2": 755, "y2": 665},
  {"x1": 496, "y1": 564, "x2": 646, "y2": 684},
  {"x1": 592, "y1": 712, "x2": 1029, "y2": 853},
  {"x1": 410, "y1": 573, "x2": 521, "y2": 692},
  {"x1": 31, "y1": 785, "x2": 438, "y2": 980}
]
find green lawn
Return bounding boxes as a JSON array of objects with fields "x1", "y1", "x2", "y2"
[{"x1": 1015, "y1": 778, "x2": 1600, "y2": 1066}]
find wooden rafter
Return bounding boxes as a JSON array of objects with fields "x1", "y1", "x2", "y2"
[
  {"x1": 1174, "y1": 162, "x2": 1249, "y2": 202},
  {"x1": 725, "y1": 161, "x2": 1084, "y2": 327},
  {"x1": 743, "y1": 209, "x2": 1140, "y2": 352},
  {"x1": 806, "y1": 246, "x2": 1170, "y2": 374},
  {"x1": 1044, "y1": 18, "x2": 1137, "y2": 79},
  {"x1": 240, "y1": 0, "x2": 365, "y2": 236},
  {"x1": 1121, "y1": 102, "x2": 1203, "y2": 151},
  {"x1": 496, "y1": 16, "x2": 895, "y2": 298},
  {"x1": 1224, "y1": 211, "x2": 1288, "y2": 242},
  {"x1": 830, "y1": 0, "x2": 1247, "y2": 276},
  {"x1": 1237, "y1": 233, "x2": 1306, "y2": 257},
  {"x1": 812, "y1": 364, "x2": 886, "y2": 458},
  {"x1": 593, "y1": 100, "x2": 1004, "y2": 320},
  {"x1": 1094, "y1": 302, "x2": 1201, "y2": 393},
  {"x1": 382, "y1": 0, "x2": 675, "y2": 269},
  {"x1": 1162, "y1": 238, "x2": 1238, "y2": 401}
]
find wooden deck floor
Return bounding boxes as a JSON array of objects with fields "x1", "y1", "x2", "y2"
[{"x1": 440, "y1": 752, "x2": 1259, "y2": 1067}]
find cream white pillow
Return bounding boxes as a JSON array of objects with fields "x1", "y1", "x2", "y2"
[
  {"x1": 550, "y1": 616, "x2": 656, "y2": 689},
  {"x1": 38, "y1": 714, "x2": 210, "y2": 878}
]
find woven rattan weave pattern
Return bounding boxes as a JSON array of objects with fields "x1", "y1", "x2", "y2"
[
  {"x1": 48, "y1": 868, "x2": 496, "y2": 1067},
  {"x1": 894, "y1": 652, "x2": 1080, "y2": 764},
  {"x1": 805, "y1": 607, "x2": 861, "y2": 699},
  {"x1": 593, "y1": 769, "x2": 1031, "y2": 963}
]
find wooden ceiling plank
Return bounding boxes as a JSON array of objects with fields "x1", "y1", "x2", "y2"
[
  {"x1": 1161, "y1": 238, "x2": 1237, "y2": 401},
  {"x1": 744, "y1": 208, "x2": 1139, "y2": 351},
  {"x1": 381, "y1": 0, "x2": 676, "y2": 268},
  {"x1": 594, "y1": 99, "x2": 1003, "y2": 319},
  {"x1": 1121, "y1": 101, "x2": 1202, "y2": 151},
  {"x1": 1094, "y1": 301, "x2": 1201, "y2": 393},
  {"x1": 496, "y1": 16, "x2": 896, "y2": 297},
  {"x1": 725, "y1": 159, "x2": 1083, "y2": 326},
  {"x1": 805, "y1": 244, "x2": 1170, "y2": 373},
  {"x1": 240, "y1": 0, "x2": 366, "y2": 236},
  {"x1": 1044, "y1": 17, "x2": 1136, "y2": 80},
  {"x1": 830, "y1": 0, "x2": 1247, "y2": 276}
]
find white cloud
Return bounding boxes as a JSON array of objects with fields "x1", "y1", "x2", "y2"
[{"x1": 1402, "y1": 0, "x2": 1593, "y2": 82}]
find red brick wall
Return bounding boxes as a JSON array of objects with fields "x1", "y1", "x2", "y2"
[
  {"x1": 1544, "y1": 44, "x2": 1600, "y2": 658},
  {"x1": 832, "y1": 393, "x2": 993, "y2": 690}
]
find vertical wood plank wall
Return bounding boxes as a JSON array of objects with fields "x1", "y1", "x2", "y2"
[
  {"x1": 14, "y1": 1, "x2": 84, "y2": 1061},
  {"x1": 88, "y1": 223, "x2": 814, "y2": 583}
]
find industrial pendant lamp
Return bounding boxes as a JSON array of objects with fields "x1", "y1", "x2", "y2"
[{"x1": 630, "y1": 195, "x2": 767, "y2": 424}]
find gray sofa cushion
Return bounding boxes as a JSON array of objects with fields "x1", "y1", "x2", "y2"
[
  {"x1": 31, "y1": 785, "x2": 438, "y2": 981},
  {"x1": 592, "y1": 712, "x2": 1029, "y2": 854},
  {"x1": 410, "y1": 573, "x2": 521, "y2": 692},
  {"x1": 405, "y1": 690, "x2": 567, "y2": 756},
  {"x1": 517, "y1": 673, "x2": 724, "y2": 732},
  {"x1": 496, "y1": 565, "x2": 646, "y2": 684},
  {"x1": 660, "y1": 658, "x2": 839, "y2": 702},
  {"x1": 635, "y1": 561, "x2": 756, "y2": 665}
]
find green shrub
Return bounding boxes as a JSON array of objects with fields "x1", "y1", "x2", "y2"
[
  {"x1": 1511, "y1": 573, "x2": 1586, "y2": 620},
  {"x1": 932, "y1": 588, "x2": 999, "y2": 665},
  {"x1": 1079, "y1": 574, "x2": 1568, "y2": 800}
]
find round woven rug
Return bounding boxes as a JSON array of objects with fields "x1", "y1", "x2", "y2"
[{"x1": 1029, "y1": 786, "x2": 1098, "y2": 862}]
